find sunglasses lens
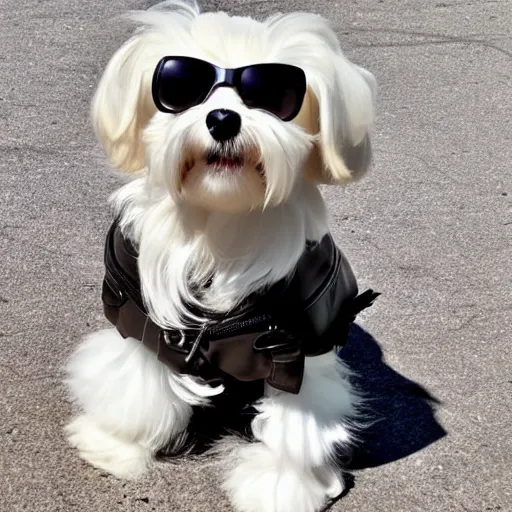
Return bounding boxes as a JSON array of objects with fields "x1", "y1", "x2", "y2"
[
  {"x1": 238, "y1": 64, "x2": 306, "y2": 121},
  {"x1": 155, "y1": 57, "x2": 216, "y2": 112}
]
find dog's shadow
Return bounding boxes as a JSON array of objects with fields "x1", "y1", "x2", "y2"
[
  {"x1": 161, "y1": 324, "x2": 446, "y2": 474},
  {"x1": 339, "y1": 324, "x2": 446, "y2": 469}
]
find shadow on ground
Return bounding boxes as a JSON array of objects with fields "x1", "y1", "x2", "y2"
[
  {"x1": 160, "y1": 324, "x2": 446, "y2": 471},
  {"x1": 340, "y1": 324, "x2": 446, "y2": 469}
]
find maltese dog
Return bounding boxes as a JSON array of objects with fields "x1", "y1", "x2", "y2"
[{"x1": 65, "y1": 1, "x2": 378, "y2": 511}]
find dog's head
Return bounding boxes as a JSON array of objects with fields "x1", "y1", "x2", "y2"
[{"x1": 93, "y1": 0, "x2": 376, "y2": 213}]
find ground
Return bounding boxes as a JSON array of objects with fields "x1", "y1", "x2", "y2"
[{"x1": 1, "y1": 0, "x2": 511, "y2": 511}]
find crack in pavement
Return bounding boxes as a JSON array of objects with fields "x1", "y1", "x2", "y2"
[{"x1": 341, "y1": 26, "x2": 512, "y2": 58}]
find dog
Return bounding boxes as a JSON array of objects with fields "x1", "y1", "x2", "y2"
[{"x1": 65, "y1": 2, "x2": 377, "y2": 511}]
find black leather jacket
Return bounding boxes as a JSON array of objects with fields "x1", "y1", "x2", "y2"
[{"x1": 102, "y1": 220, "x2": 378, "y2": 394}]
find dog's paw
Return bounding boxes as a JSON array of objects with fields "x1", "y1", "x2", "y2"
[
  {"x1": 65, "y1": 415, "x2": 151, "y2": 480},
  {"x1": 313, "y1": 466, "x2": 345, "y2": 499},
  {"x1": 222, "y1": 441, "x2": 343, "y2": 512}
]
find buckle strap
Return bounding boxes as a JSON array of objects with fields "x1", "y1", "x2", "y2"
[
  {"x1": 254, "y1": 328, "x2": 304, "y2": 394},
  {"x1": 160, "y1": 313, "x2": 276, "y2": 366},
  {"x1": 268, "y1": 345, "x2": 305, "y2": 394},
  {"x1": 160, "y1": 324, "x2": 306, "y2": 394}
]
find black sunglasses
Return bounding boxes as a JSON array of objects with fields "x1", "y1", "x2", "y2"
[{"x1": 152, "y1": 56, "x2": 307, "y2": 122}]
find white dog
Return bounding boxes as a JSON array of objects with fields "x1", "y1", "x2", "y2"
[{"x1": 65, "y1": 2, "x2": 377, "y2": 511}]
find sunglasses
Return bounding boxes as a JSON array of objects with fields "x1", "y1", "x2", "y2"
[{"x1": 152, "y1": 56, "x2": 307, "y2": 121}]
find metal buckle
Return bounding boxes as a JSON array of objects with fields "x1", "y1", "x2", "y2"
[
  {"x1": 161, "y1": 325, "x2": 209, "y2": 364},
  {"x1": 161, "y1": 329, "x2": 188, "y2": 354}
]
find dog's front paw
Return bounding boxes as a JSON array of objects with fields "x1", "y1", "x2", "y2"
[
  {"x1": 222, "y1": 442, "x2": 343, "y2": 512},
  {"x1": 65, "y1": 415, "x2": 151, "y2": 480}
]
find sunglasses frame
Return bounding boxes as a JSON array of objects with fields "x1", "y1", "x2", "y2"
[{"x1": 152, "y1": 56, "x2": 307, "y2": 122}]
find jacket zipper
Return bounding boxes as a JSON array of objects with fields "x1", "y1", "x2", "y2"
[
  {"x1": 203, "y1": 247, "x2": 342, "y2": 338},
  {"x1": 206, "y1": 313, "x2": 273, "y2": 340}
]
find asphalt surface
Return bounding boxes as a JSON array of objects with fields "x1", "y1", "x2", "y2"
[{"x1": 1, "y1": 0, "x2": 511, "y2": 511}]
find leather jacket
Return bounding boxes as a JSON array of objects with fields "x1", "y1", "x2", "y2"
[{"x1": 101, "y1": 220, "x2": 378, "y2": 394}]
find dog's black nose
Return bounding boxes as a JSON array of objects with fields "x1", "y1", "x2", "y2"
[{"x1": 206, "y1": 109, "x2": 241, "y2": 142}]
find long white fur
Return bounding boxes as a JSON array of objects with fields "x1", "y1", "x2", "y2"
[
  {"x1": 66, "y1": 1, "x2": 375, "y2": 511},
  {"x1": 65, "y1": 329, "x2": 220, "y2": 479},
  {"x1": 219, "y1": 353, "x2": 360, "y2": 512}
]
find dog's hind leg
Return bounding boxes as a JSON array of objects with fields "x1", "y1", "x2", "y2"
[
  {"x1": 220, "y1": 351, "x2": 361, "y2": 512},
  {"x1": 64, "y1": 328, "x2": 213, "y2": 479}
]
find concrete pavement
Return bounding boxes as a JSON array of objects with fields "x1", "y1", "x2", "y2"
[{"x1": 1, "y1": 0, "x2": 511, "y2": 511}]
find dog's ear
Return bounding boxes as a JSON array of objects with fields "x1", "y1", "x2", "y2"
[
  {"x1": 91, "y1": 35, "x2": 156, "y2": 172},
  {"x1": 271, "y1": 13, "x2": 376, "y2": 185},
  {"x1": 91, "y1": 0, "x2": 200, "y2": 172},
  {"x1": 305, "y1": 56, "x2": 376, "y2": 185}
]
